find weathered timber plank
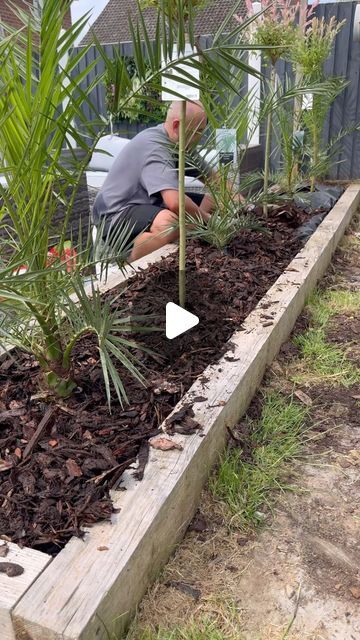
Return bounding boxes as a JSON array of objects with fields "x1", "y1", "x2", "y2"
[
  {"x1": 0, "y1": 543, "x2": 50, "y2": 640},
  {"x1": 12, "y1": 185, "x2": 360, "y2": 640}
]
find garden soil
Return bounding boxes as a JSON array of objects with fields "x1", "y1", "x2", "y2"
[
  {"x1": 0, "y1": 204, "x2": 312, "y2": 553},
  {"x1": 127, "y1": 222, "x2": 360, "y2": 640}
]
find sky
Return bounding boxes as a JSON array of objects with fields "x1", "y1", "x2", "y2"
[{"x1": 70, "y1": 0, "x2": 109, "y2": 44}]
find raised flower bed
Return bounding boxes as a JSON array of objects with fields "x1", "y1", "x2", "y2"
[
  {"x1": 1, "y1": 2, "x2": 359, "y2": 639},
  {"x1": 0, "y1": 201, "x2": 335, "y2": 551},
  {"x1": 0, "y1": 184, "x2": 358, "y2": 640}
]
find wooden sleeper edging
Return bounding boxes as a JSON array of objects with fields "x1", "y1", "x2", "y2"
[{"x1": 0, "y1": 544, "x2": 50, "y2": 640}]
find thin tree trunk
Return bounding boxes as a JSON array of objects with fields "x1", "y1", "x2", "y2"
[
  {"x1": 310, "y1": 119, "x2": 318, "y2": 192},
  {"x1": 263, "y1": 64, "x2": 276, "y2": 217},
  {"x1": 178, "y1": 99, "x2": 186, "y2": 308},
  {"x1": 292, "y1": 0, "x2": 308, "y2": 184},
  {"x1": 309, "y1": 93, "x2": 321, "y2": 192}
]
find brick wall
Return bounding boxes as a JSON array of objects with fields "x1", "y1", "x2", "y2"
[
  {"x1": 0, "y1": 1, "x2": 71, "y2": 32},
  {"x1": 0, "y1": 0, "x2": 28, "y2": 31},
  {"x1": 64, "y1": 6, "x2": 72, "y2": 29}
]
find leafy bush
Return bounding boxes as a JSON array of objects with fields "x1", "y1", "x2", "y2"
[{"x1": 187, "y1": 208, "x2": 264, "y2": 250}]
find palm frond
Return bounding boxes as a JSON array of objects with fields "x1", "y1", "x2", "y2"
[
  {"x1": 186, "y1": 209, "x2": 266, "y2": 249},
  {"x1": 60, "y1": 275, "x2": 148, "y2": 408}
]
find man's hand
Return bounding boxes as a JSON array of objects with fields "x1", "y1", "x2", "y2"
[
  {"x1": 236, "y1": 192, "x2": 246, "y2": 205},
  {"x1": 207, "y1": 170, "x2": 245, "y2": 205}
]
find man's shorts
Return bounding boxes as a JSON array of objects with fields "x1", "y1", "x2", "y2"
[{"x1": 102, "y1": 192, "x2": 205, "y2": 245}]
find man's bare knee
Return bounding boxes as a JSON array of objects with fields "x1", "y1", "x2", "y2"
[
  {"x1": 150, "y1": 208, "x2": 178, "y2": 230},
  {"x1": 150, "y1": 208, "x2": 179, "y2": 241}
]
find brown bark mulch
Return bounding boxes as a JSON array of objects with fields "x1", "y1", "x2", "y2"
[{"x1": 0, "y1": 204, "x2": 317, "y2": 554}]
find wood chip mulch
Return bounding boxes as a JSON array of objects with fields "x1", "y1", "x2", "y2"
[{"x1": 0, "y1": 203, "x2": 316, "y2": 553}]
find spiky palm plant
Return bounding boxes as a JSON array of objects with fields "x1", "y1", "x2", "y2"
[
  {"x1": 273, "y1": 75, "x2": 347, "y2": 195},
  {"x1": 291, "y1": 15, "x2": 346, "y2": 190},
  {"x1": 182, "y1": 159, "x2": 265, "y2": 250},
  {"x1": 140, "y1": 0, "x2": 209, "y2": 26},
  {"x1": 0, "y1": 1, "x2": 151, "y2": 406}
]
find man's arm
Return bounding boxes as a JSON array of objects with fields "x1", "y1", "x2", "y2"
[
  {"x1": 161, "y1": 189, "x2": 210, "y2": 222},
  {"x1": 187, "y1": 147, "x2": 245, "y2": 202}
]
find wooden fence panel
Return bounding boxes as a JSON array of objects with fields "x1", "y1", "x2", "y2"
[
  {"x1": 321, "y1": 2, "x2": 360, "y2": 179},
  {"x1": 336, "y1": 2, "x2": 360, "y2": 179},
  {"x1": 321, "y1": 2, "x2": 340, "y2": 156}
]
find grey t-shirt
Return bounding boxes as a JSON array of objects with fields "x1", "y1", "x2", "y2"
[{"x1": 92, "y1": 124, "x2": 210, "y2": 225}]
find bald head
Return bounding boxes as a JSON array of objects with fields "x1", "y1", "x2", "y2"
[
  {"x1": 164, "y1": 100, "x2": 207, "y2": 146},
  {"x1": 166, "y1": 100, "x2": 206, "y2": 123}
]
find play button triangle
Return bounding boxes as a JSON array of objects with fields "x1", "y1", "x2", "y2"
[{"x1": 165, "y1": 302, "x2": 199, "y2": 340}]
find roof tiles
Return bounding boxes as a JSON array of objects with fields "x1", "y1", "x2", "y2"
[{"x1": 80, "y1": 0, "x2": 246, "y2": 45}]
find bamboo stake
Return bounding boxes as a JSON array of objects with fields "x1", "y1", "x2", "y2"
[
  {"x1": 292, "y1": 0, "x2": 308, "y2": 184},
  {"x1": 178, "y1": 99, "x2": 186, "y2": 308},
  {"x1": 263, "y1": 64, "x2": 276, "y2": 217}
]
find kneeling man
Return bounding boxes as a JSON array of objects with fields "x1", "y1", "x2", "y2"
[{"x1": 92, "y1": 101, "x2": 215, "y2": 262}]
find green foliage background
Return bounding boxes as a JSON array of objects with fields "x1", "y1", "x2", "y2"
[{"x1": 105, "y1": 57, "x2": 168, "y2": 124}]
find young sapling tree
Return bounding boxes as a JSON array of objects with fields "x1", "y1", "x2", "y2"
[
  {"x1": 178, "y1": 100, "x2": 187, "y2": 307},
  {"x1": 291, "y1": 15, "x2": 346, "y2": 190},
  {"x1": 142, "y1": 0, "x2": 207, "y2": 308},
  {"x1": 235, "y1": 0, "x2": 299, "y2": 215}
]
